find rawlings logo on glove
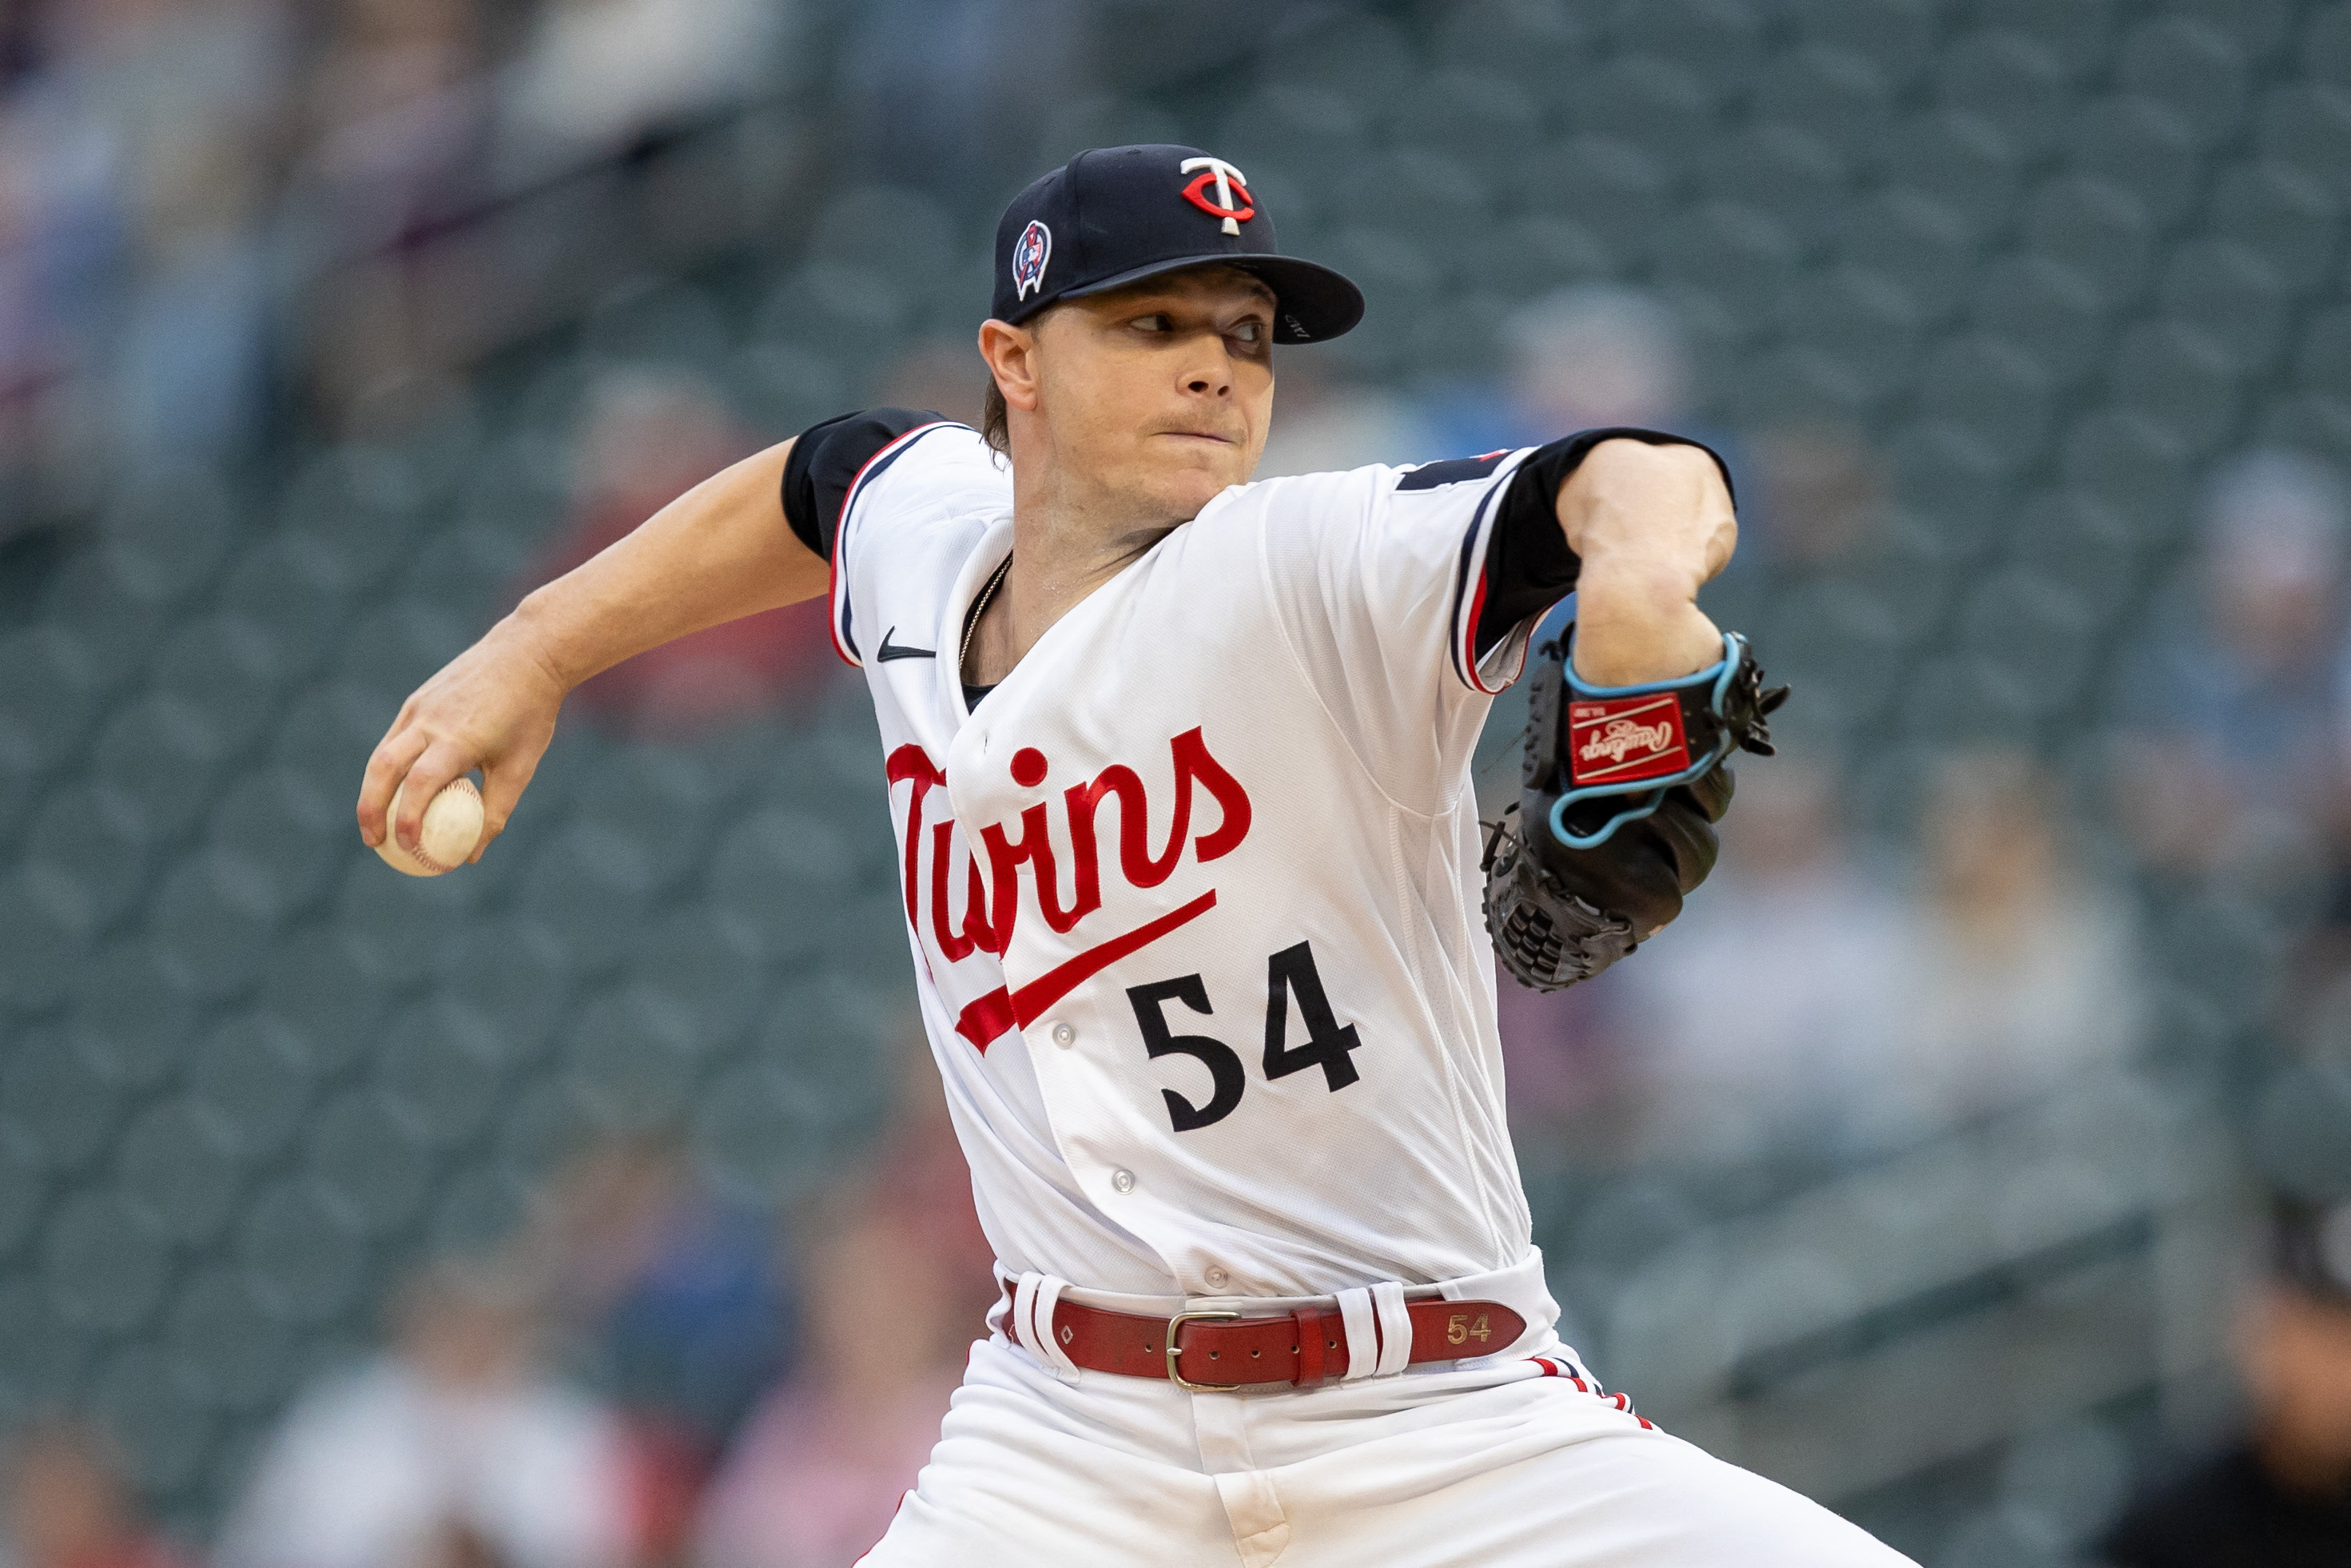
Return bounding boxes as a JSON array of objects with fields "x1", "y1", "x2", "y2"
[
  {"x1": 1483, "y1": 625, "x2": 1787, "y2": 993},
  {"x1": 1569, "y1": 696, "x2": 1689, "y2": 782}
]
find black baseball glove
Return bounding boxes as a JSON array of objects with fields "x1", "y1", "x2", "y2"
[{"x1": 1482, "y1": 626, "x2": 1786, "y2": 991}]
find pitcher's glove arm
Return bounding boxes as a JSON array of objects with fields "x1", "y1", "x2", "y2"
[{"x1": 1483, "y1": 627, "x2": 1785, "y2": 991}]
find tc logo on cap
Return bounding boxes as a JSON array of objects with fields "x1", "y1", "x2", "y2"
[
  {"x1": 1179, "y1": 156, "x2": 1254, "y2": 236},
  {"x1": 1012, "y1": 220, "x2": 1052, "y2": 300}
]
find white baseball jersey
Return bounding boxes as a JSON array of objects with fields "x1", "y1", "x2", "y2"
[
  {"x1": 811, "y1": 415, "x2": 1559, "y2": 1302},
  {"x1": 791, "y1": 414, "x2": 1918, "y2": 1568}
]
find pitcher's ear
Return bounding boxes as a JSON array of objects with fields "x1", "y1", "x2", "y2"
[{"x1": 977, "y1": 318, "x2": 1042, "y2": 413}]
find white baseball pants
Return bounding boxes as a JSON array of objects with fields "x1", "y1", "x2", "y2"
[{"x1": 856, "y1": 1330, "x2": 1915, "y2": 1566}]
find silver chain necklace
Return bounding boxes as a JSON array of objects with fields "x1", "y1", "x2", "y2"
[{"x1": 960, "y1": 553, "x2": 1013, "y2": 681}]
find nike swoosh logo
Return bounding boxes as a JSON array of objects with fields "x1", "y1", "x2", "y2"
[{"x1": 877, "y1": 627, "x2": 935, "y2": 661}]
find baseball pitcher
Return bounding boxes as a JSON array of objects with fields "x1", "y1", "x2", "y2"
[{"x1": 359, "y1": 145, "x2": 1903, "y2": 1566}]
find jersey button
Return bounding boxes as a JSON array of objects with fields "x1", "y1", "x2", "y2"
[
  {"x1": 1050, "y1": 1021, "x2": 1076, "y2": 1048},
  {"x1": 1111, "y1": 1169, "x2": 1136, "y2": 1194},
  {"x1": 1204, "y1": 1266, "x2": 1230, "y2": 1289}
]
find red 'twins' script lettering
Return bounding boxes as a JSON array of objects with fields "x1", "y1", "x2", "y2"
[{"x1": 885, "y1": 726, "x2": 1252, "y2": 957}]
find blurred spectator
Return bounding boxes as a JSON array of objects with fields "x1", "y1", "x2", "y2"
[
  {"x1": 694, "y1": 1192, "x2": 971, "y2": 1568},
  {"x1": 109, "y1": 113, "x2": 272, "y2": 472},
  {"x1": 1422, "y1": 284, "x2": 1697, "y2": 460},
  {"x1": 0, "y1": 10, "x2": 35, "y2": 88},
  {"x1": 298, "y1": 0, "x2": 483, "y2": 243},
  {"x1": 869, "y1": 340, "x2": 984, "y2": 432},
  {"x1": 696, "y1": 1029, "x2": 991, "y2": 1568},
  {"x1": 217, "y1": 1256, "x2": 631, "y2": 1568},
  {"x1": 1744, "y1": 424, "x2": 1884, "y2": 572},
  {"x1": 2103, "y1": 1070, "x2": 2351, "y2": 1568},
  {"x1": 2, "y1": 0, "x2": 288, "y2": 476},
  {"x1": 1889, "y1": 752, "x2": 2141, "y2": 1130},
  {"x1": 1493, "y1": 964, "x2": 1633, "y2": 1167},
  {"x1": 1708, "y1": 421, "x2": 1890, "y2": 649},
  {"x1": 291, "y1": 0, "x2": 492, "y2": 420},
  {"x1": 2114, "y1": 452, "x2": 2351, "y2": 885},
  {"x1": 839, "y1": 0, "x2": 1093, "y2": 202},
  {"x1": 861, "y1": 1023, "x2": 999, "y2": 1323},
  {"x1": 1253, "y1": 356, "x2": 1428, "y2": 480},
  {"x1": 1507, "y1": 285, "x2": 1691, "y2": 436},
  {"x1": 501, "y1": 0, "x2": 785, "y2": 169},
  {"x1": 1619, "y1": 750, "x2": 2138, "y2": 1157},
  {"x1": 526, "y1": 1137, "x2": 790, "y2": 1567},
  {"x1": 519, "y1": 368, "x2": 835, "y2": 738},
  {"x1": 2, "y1": 1421, "x2": 194, "y2": 1568},
  {"x1": 1613, "y1": 755, "x2": 1921, "y2": 1162},
  {"x1": 0, "y1": 101, "x2": 65, "y2": 500}
]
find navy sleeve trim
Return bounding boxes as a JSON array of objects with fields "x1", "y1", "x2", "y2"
[
  {"x1": 782, "y1": 407, "x2": 949, "y2": 560},
  {"x1": 1398, "y1": 450, "x2": 1512, "y2": 491},
  {"x1": 1472, "y1": 427, "x2": 1735, "y2": 661},
  {"x1": 1445, "y1": 457, "x2": 1522, "y2": 694}
]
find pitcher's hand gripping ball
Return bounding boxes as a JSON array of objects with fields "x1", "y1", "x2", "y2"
[
  {"x1": 373, "y1": 775, "x2": 486, "y2": 877},
  {"x1": 1483, "y1": 627, "x2": 1787, "y2": 991}
]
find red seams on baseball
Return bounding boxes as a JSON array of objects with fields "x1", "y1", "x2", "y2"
[{"x1": 376, "y1": 774, "x2": 485, "y2": 878}]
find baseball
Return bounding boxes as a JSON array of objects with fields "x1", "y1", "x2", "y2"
[{"x1": 374, "y1": 774, "x2": 485, "y2": 877}]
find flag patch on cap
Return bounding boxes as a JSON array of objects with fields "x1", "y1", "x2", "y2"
[{"x1": 1012, "y1": 220, "x2": 1052, "y2": 300}]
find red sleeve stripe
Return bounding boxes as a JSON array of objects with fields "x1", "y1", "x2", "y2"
[
  {"x1": 1459, "y1": 565, "x2": 1495, "y2": 692},
  {"x1": 1442, "y1": 450, "x2": 1530, "y2": 695}
]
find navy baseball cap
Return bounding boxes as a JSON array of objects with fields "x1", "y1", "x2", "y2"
[{"x1": 991, "y1": 144, "x2": 1364, "y2": 344}]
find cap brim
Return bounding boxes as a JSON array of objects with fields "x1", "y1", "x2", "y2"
[{"x1": 1040, "y1": 253, "x2": 1365, "y2": 344}]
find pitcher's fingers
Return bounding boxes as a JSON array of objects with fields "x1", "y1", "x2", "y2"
[
  {"x1": 392, "y1": 738, "x2": 477, "y2": 854},
  {"x1": 471, "y1": 753, "x2": 540, "y2": 863},
  {"x1": 358, "y1": 726, "x2": 433, "y2": 846}
]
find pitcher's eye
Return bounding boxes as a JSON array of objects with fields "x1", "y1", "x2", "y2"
[
  {"x1": 1133, "y1": 312, "x2": 1172, "y2": 332},
  {"x1": 1233, "y1": 320, "x2": 1264, "y2": 343}
]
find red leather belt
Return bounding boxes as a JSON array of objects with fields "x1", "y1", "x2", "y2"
[{"x1": 1003, "y1": 1284, "x2": 1527, "y2": 1391}]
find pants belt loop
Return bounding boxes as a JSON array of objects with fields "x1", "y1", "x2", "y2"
[
  {"x1": 1335, "y1": 1287, "x2": 1378, "y2": 1380},
  {"x1": 1011, "y1": 1273, "x2": 1044, "y2": 1359},
  {"x1": 1010, "y1": 1272, "x2": 1080, "y2": 1381},
  {"x1": 1370, "y1": 1281, "x2": 1413, "y2": 1376},
  {"x1": 1032, "y1": 1275, "x2": 1080, "y2": 1379}
]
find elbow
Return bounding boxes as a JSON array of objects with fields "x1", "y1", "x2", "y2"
[{"x1": 1556, "y1": 440, "x2": 1737, "y2": 587}]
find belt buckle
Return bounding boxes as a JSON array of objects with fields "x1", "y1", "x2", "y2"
[{"x1": 1165, "y1": 1309, "x2": 1242, "y2": 1391}]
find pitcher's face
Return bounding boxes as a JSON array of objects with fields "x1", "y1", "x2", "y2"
[{"x1": 1023, "y1": 266, "x2": 1277, "y2": 524}]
